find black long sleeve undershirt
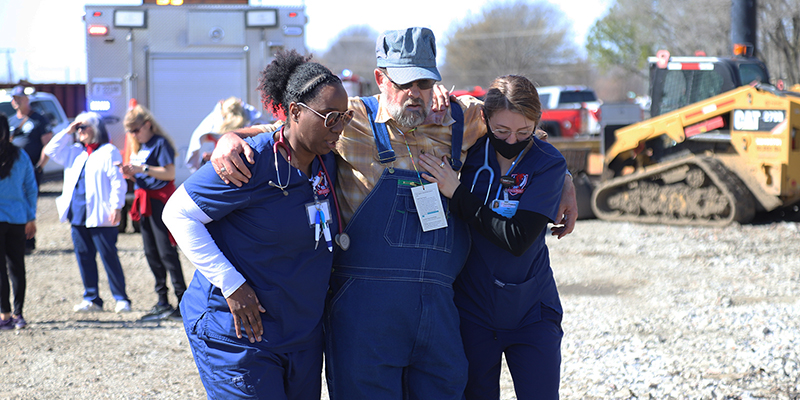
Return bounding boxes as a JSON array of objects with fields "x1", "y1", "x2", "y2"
[{"x1": 449, "y1": 183, "x2": 550, "y2": 257}]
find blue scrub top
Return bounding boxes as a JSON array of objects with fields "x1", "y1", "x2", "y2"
[
  {"x1": 182, "y1": 131, "x2": 339, "y2": 352},
  {"x1": 455, "y1": 136, "x2": 566, "y2": 331},
  {"x1": 130, "y1": 135, "x2": 175, "y2": 190}
]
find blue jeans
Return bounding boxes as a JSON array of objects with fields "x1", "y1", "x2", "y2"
[
  {"x1": 71, "y1": 225, "x2": 128, "y2": 306},
  {"x1": 325, "y1": 168, "x2": 470, "y2": 400}
]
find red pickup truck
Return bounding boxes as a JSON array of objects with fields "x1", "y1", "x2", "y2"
[{"x1": 537, "y1": 85, "x2": 602, "y2": 138}]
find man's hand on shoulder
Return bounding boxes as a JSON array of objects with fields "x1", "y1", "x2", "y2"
[
  {"x1": 210, "y1": 132, "x2": 255, "y2": 187},
  {"x1": 423, "y1": 83, "x2": 453, "y2": 125}
]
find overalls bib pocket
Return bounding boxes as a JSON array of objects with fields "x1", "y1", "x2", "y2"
[{"x1": 384, "y1": 183, "x2": 453, "y2": 252}]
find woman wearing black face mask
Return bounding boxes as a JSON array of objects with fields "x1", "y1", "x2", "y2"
[{"x1": 419, "y1": 75, "x2": 567, "y2": 400}]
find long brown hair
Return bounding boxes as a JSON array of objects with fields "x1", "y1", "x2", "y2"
[
  {"x1": 123, "y1": 104, "x2": 176, "y2": 160},
  {"x1": 0, "y1": 114, "x2": 20, "y2": 179}
]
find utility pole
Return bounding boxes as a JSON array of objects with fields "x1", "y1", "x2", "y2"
[{"x1": 0, "y1": 48, "x2": 15, "y2": 84}]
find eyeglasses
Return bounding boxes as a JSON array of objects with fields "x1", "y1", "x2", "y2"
[
  {"x1": 488, "y1": 121, "x2": 535, "y2": 141},
  {"x1": 128, "y1": 124, "x2": 145, "y2": 134},
  {"x1": 297, "y1": 102, "x2": 354, "y2": 128},
  {"x1": 382, "y1": 72, "x2": 435, "y2": 91},
  {"x1": 77, "y1": 124, "x2": 89, "y2": 131}
]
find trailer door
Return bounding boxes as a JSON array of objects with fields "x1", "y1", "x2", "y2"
[{"x1": 149, "y1": 53, "x2": 248, "y2": 185}]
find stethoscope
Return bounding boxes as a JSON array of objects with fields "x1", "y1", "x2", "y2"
[
  {"x1": 268, "y1": 126, "x2": 350, "y2": 251},
  {"x1": 469, "y1": 138, "x2": 526, "y2": 205}
]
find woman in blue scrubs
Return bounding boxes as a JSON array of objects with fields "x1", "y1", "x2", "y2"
[
  {"x1": 163, "y1": 50, "x2": 353, "y2": 400},
  {"x1": 419, "y1": 75, "x2": 567, "y2": 399}
]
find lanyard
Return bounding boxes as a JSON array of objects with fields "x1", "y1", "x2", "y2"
[
  {"x1": 395, "y1": 126, "x2": 424, "y2": 186},
  {"x1": 493, "y1": 149, "x2": 526, "y2": 201},
  {"x1": 317, "y1": 155, "x2": 343, "y2": 238}
]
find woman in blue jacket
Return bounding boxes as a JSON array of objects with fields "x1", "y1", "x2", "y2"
[
  {"x1": 0, "y1": 114, "x2": 37, "y2": 330},
  {"x1": 420, "y1": 75, "x2": 567, "y2": 399},
  {"x1": 163, "y1": 50, "x2": 352, "y2": 399}
]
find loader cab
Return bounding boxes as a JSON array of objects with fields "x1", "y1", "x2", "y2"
[
  {"x1": 600, "y1": 51, "x2": 771, "y2": 177},
  {"x1": 648, "y1": 54, "x2": 769, "y2": 118}
]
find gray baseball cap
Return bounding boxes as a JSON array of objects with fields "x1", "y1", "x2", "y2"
[
  {"x1": 10, "y1": 86, "x2": 26, "y2": 97},
  {"x1": 376, "y1": 27, "x2": 441, "y2": 85}
]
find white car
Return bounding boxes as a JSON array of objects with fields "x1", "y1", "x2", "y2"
[
  {"x1": 537, "y1": 85, "x2": 602, "y2": 135},
  {"x1": 0, "y1": 88, "x2": 71, "y2": 174}
]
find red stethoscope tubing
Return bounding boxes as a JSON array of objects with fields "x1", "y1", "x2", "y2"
[
  {"x1": 317, "y1": 154, "x2": 343, "y2": 237},
  {"x1": 275, "y1": 126, "x2": 343, "y2": 237},
  {"x1": 273, "y1": 126, "x2": 291, "y2": 162}
]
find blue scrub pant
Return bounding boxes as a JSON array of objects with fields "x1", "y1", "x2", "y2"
[
  {"x1": 71, "y1": 225, "x2": 129, "y2": 306},
  {"x1": 325, "y1": 168, "x2": 470, "y2": 400},
  {"x1": 460, "y1": 305, "x2": 563, "y2": 400},
  {"x1": 185, "y1": 317, "x2": 323, "y2": 400}
]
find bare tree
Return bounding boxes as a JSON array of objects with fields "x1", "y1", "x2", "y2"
[
  {"x1": 588, "y1": 0, "x2": 800, "y2": 87},
  {"x1": 318, "y1": 25, "x2": 379, "y2": 89},
  {"x1": 758, "y1": 0, "x2": 800, "y2": 84},
  {"x1": 441, "y1": 0, "x2": 586, "y2": 90}
]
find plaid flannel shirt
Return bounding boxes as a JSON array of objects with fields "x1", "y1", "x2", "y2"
[{"x1": 256, "y1": 94, "x2": 486, "y2": 225}]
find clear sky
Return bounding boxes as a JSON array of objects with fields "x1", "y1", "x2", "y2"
[{"x1": 0, "y1": 0, "x2": 611, "y2": 84}]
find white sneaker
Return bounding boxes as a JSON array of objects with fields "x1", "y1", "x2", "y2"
[
  {"x1": 115, "y1": 300, "x2": 131, "y2": 313},
  {"x1": 73, "y1": 300, "x2": 102, "y2": 312}
]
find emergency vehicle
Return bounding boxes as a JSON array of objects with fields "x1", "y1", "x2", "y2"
[{"x1": 84, "y1": 1, "x2": 307, "y2": 185}]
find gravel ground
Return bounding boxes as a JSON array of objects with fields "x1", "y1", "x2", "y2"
[{"x1": 2, "y1": 176, "x2": 799, "y2": 399}]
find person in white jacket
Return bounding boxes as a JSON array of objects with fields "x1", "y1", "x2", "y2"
[
  {"x1": 44, "y1": 111, "x2": 131, "y2": 314},
  {"x1": 184, "y1": 97, "x2": 261, "y2": 173}
]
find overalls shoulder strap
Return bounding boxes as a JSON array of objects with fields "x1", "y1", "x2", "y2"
[
  {"x1": 360, "y1": 96, "x2": 396, "y2": 164},
  {"x1": 360, "y1": 96, "x2": 465, "y2": 170},
  {"x1": 449, "y1": 102, "x2": 464, "y2": 171}
]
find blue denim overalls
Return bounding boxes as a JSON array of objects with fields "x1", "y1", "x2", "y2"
[{"x1": 324, "y1": 98, "x2": 470, "y2": 400}]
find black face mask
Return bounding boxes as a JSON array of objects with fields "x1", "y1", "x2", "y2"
[{"x1": 486, "y1": 124, "x2": 532, "y2": 159}]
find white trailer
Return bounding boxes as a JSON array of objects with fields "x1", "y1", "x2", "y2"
[{"x1": 84, "y1": 2, "x2": 307, "y2": 184}]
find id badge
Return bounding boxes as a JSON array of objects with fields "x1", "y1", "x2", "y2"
[
  {"x1": 411, "y1": 183, "x2": 448, "y2": 232},
  {"x1": 305, "y1": 199, "x2": 332, "y2": 226},
  {"x1": 490, "y1": 199, "x2": 520, "y2": 218}
]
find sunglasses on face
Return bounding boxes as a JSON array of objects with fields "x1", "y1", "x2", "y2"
[
  {"x1": 383, "y1": 73, "x2": 435, "y2": 91},
  {"x1": 297, "y1": 102, "x2": 355, "y2": 128},
  {"x1": 128, "y1": 123, "x2": 146, "y2": 134},
  {"x1": 77, "y1": 124, "x2": 89, "y2": 131}
]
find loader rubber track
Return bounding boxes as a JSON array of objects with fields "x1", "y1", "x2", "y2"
[{"x1": 591, "y1": 156, "x2": 755, "y2": 227}]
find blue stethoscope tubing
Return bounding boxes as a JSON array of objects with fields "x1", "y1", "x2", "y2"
[
  {"x1": 469, "y1": 139, "x2": 527, "y2": 206},
  {"x1": 470, "y1": 140, "x2": 495, "y2": 205}
]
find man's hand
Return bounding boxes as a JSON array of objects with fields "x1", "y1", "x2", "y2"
[
  {"x1": 431, "y1": 83, "x2": 451, "y2": 112},
  {"x1": 210, "y1": 132, "x2": 255, "y2": 187},
  {"x1": 225, "y1": 283, "x2": 266, "y2": 343},
  {"x1": 424, "y1": 84, "x2": 453, "y2": 125},
  {"x1": 551, "y1": 174, "x2": 577, "y2": 239}
]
